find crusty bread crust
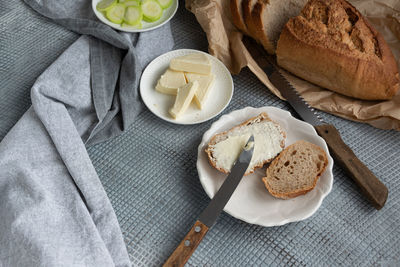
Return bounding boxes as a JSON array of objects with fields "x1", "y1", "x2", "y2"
[
  {"x1": 251, "y1": 1, "x2": 275, "y2": 54},
  {"x1": 276, "y1": 0, "x2": 400, "y2": 100},
  {"x1": 242, "y1": 0, "x2": 260, "y2": 40},
  {"x1": 205, "y1": 112, "x2": 286, "y2": 175},
  {"x1": 230, "y1": 0, "x2": 248, "y2": 34},
  {"x1": 262, "y1": 140, "x2": 328, "y2": 199}
]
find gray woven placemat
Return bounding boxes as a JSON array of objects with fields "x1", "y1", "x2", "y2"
[{"x1": 1, "y1": 0, "x2": 399, "y2": 266}]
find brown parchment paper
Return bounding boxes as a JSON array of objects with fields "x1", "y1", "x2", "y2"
[{"x1": 186, "y1": 0, "x2": 400, "y2": 131}]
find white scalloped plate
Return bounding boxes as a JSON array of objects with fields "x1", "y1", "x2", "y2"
[
  {"x1": 92, "y1": 0, "x2": 178, "y2": 33},
  {"x1": 140, "y1": 49, "x2": 234, "y2": 125},
  {"x1": 197, "y1": 106, "x2": 334, "y2": 227}
]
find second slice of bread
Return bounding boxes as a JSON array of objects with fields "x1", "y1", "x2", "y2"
[
  {"x1": 230, "y1": 0, "x2": 248, "y2": 34},
  {"x1": 206, "y1": 112, "x2": 286, "y2": 175},
  {"x1": 242, "y1": 0, "x2": 260, "y2": 40},
  {"x1": 262, "y1": 140, "x2": 328, "y2": 199},
  {"x1": 252, "y1": 0, "x2": 307, "y2": 54}
]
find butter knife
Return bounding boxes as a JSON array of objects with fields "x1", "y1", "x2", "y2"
[
  {"x1": 163, "y1": 135, "x2": 255, "y2": 267},
  {"x1": 244, "y1": 37, "x2": 388, "y2": 210}
]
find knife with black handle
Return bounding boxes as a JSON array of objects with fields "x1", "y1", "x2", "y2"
[
  {"x1": 163, "y1": 136, "x2": 255, "y2": 267},
  {"x1": 244, "y1": 37, "x2": 388, "y2": 210}
]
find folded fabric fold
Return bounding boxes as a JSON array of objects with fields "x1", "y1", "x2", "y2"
[
  {"x1": 1, "y1": 36, "x2": 130, "y2": 266},
  {"x1": 1, "y1": 0, "x2": 174, "y2": 265},
  {"x1": 23, "y1": 0, "x2": 174, "y2": 145}
]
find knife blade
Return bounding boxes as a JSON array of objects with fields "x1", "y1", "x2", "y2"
[
  {"x1": 243, "y1": 37, "x2": 388, "y2": 210},
  {"x1": 163, "y1": 135, "x2": 255, "y2": 267}
]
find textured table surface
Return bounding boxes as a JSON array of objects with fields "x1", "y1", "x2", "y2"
[{"x1": 1, "y1": 0, "x2": 400, "y2": 266}]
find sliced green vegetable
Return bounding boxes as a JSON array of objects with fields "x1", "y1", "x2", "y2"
[
  {"x1": 125, "y1": 0, "x2": 140, "y2": 6},
  {"x1": 119, "y1": 0, "x2": 125, "y2": 2},
  {"x1": 106, "y1": 3, "x2": 126, "y2": 24},
  {"x1": 124, "y1": 6, "x2": 142, "y2": 25},
  {"x1": 141, "y1": 0, "x2": 163, "y2": 22},
  {"x1": 156, "y1": 0, "x2": 172, "y2": 9},
  {"x1": 122, "y1": 22, "x2": 143, "y2": 29},
  {"x1": 96, "y1": 0, "x2": 117, "y2": 12}
]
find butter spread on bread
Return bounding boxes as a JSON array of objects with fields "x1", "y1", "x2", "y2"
[
  {"x1": 276, "y1": 0, "x2": 400, "y2": 100},
  {"x1": 206, "y1": 113, "x2": 286, "y2": 175},
  {"x1": 155, "y1": 69, "x2": 187, "y2": 95},
  {"x1": 185, "y1": 73, "x2": 215, "y2": 109},
  {"x1": 169, "y1": 81, "x2": 199, "y2": 119},
  {"x1": 262, "y1": 140, "x2": 328, "y2": 199},
  {"x1": 170, "y1": 53, "x2": 212, "y2": 75}
]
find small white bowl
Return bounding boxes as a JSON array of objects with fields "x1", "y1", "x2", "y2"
[
  {"x1": 92, "y1": 0, "x2": 178, "y2": 33},
  {"x1": 197, "y1": 106, "x2": 334, "y2": 227},
  {"x1": 140, "y1": 49, "x2": 234, "y2": 125}
]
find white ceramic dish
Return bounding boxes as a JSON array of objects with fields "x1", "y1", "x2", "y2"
[
  {"x1": 197, "y1": 106, "x2": 334, "y2": 227},
  {"x1": 92, "y1": 0, "x2": 178, "y2": 33},
  {"x1": 140, "y1": 49, "x2": 234, "y2": 125}
]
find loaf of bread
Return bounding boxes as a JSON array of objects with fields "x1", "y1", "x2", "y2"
[
  {"x1": 205, "y1": 113, "x2": 286, "y2": 175},
  {"x1": 276, "y1": 0, "x2": 400, "y2": 100},
  {"x1": 262, "y1": 140, "x2": 328, "y2": 199}
]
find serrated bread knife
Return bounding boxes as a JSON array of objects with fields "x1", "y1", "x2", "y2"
[
  {"x1": 163, "y1": 136, "x2": 255, "y2": 267},
  {"x1": 244, "y1": 37, "x2": 388, "y2": 210}
]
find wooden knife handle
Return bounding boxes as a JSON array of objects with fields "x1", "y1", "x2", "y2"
[
  {"x1": 314, "y1": 124, "x2": 388, "y2": 209},
  {"x1": 163, "y1": 220, "x2": 209, "y2": 267}
]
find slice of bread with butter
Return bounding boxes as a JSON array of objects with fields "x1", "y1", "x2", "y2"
[{"x1": 205, "y1": 113, "x2": 286, "y2": 175}]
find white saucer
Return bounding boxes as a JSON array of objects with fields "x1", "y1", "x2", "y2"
[
  {"x1": 140, "y1": 49, "x2": 234, "y2": 125},
  {"x1": 197, "y1": 106, "x2": 334, "y2": 227}
]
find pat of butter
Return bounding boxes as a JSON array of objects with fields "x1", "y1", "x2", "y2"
[
  {"x1": 185, "y1": 73, "x2": 215, "y2": 109},
  {"x1": 169, "y1": 81, "x2": 199, "y2": 119},
  {"x1": 170, "y1": 53, "x2": 212, "y2": 75},
  {"x1": 210, "y1": 122, "x2": 284, "y2": 171},
  {"x1": 155, "y1": 69, "x2": 187, "y2": 95}
]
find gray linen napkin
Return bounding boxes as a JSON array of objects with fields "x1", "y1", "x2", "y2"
[
  {"x1": 23, "y1": 0, "x2": 174, "y2": 145},
  {"x1": 0, "y1": 1, "x2": 174, "y2": 266}
]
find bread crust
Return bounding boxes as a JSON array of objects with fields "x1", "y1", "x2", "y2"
[
  {"x1": 251, "y1": 1, "x2": 275, "y2": 54},
  {"x1": 205, "y1": 112, "x2": 286, "y2": 175},
  {"x1": 262, "y1": 140, "x2": 328, "y2": 199},
  {"x1": 242, "y1": 0, "x2": 259, "y2": 40},
  {"x1": 276, "y1": 0, "x2": 400, "y2": 100},
  {"x1": 230, "y1": 0, "x2": 248, "y2": 34}
]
